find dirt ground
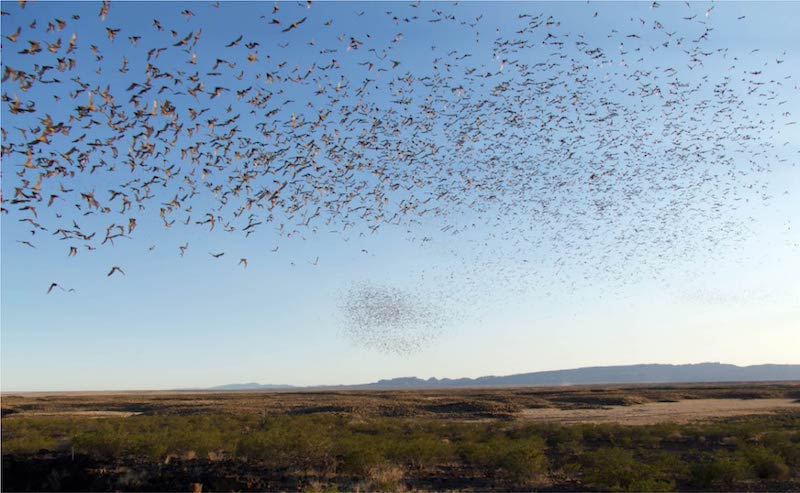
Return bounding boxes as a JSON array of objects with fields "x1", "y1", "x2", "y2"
[{"x1": 518, "y1": 397, "x2": 800, "y2": 424}]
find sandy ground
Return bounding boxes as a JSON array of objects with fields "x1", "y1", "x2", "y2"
[
  {"x1": 18, "y1": 410, "x2": 143, "y2": 418},
  {"x1": 518, "y1": 398, "x2": 800, "y2": 425}
]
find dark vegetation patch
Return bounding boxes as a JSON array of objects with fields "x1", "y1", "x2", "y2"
[
  {"x1": 423, "y1": 400, "x2": 520, "y2": 417},
  {"x1": 287, "y1": 405, "x2": 354, "y2": 415},
  {"x1": 544, "y1": 394, "x2": 652, "y2": 408}
]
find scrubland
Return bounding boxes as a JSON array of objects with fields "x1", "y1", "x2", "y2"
[{"x1": 3, "y1": 383, "x2": 799, "y2": 491}]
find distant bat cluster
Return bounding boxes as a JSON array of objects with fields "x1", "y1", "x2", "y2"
[
  {"x1": 1, "y1": 0, "x2": 796, "y2": 305},
  {"x1": 340, "y1": 282, "x2": 444, "y2": 354}
]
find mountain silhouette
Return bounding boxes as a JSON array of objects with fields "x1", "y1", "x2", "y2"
[{"x1": 206, "y1": 362, "x2": 800, "y2": 390}]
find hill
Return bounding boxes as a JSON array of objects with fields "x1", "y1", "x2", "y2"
[{"x1": 208, "y1": 362, "x2": 800, "y2": 390}]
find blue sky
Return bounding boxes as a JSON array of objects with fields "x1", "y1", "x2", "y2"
[{"x1": 1, "y1": 1, "x2": 798, "y2": 391}]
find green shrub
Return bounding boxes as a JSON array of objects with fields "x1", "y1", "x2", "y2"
[
  {"x1": 625, "y1": 477, "x2": 676, "y2": 492},
  {"x1": 337, "y1": 434, "x2": 388, "y2": 475},
  {"x1": 582, "y1": 447, "x2": 639, "y2": 491},
  {"x1": 744, "y1": 445, "x2": 791, "y2": 480},
  {"x1": 582, "y1": 447, "x2": 676, "y2": 491},
  {"x1": 494, "y1": 437, "x2": 549, "y2": 484},
  {"x1": 1, "y1": 434, "x2": 59, "y2": 454},
  {"x1": 761, "y1": 431, "x2": 800, "y2": 467},
  {"x1": 236, "y1": 420, "x2": 334, "y2": 470},
  {"x1": 386, "y1": 433, "x2": 454, "y2": 471},
  {"x1": 690, "y1": 450, "x2": 752, "y2": 489},
  {"x1": 457, "y1": 433, "x2": 547, "y2": 484}
]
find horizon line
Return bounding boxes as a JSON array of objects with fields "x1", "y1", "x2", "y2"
[{"x1": 4, "y1": 361, "x2": 799, "y2": 394}]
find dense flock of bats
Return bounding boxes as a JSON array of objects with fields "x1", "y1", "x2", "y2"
[
  {"x1": 341, "y1": 282, "x2": 443, "y2": 354},
  {"x1": 2, "y1": 1, "x2": 796, "y2": 327}
]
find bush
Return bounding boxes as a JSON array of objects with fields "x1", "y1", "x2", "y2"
[
  {"x1": 1, "y1": 434, "x2": 59, "y2": 454},
  {"x1": 386, "y1": 433, "x2": 454, "y2": 471},
  {"x1": 494, "y1": 438, "x2": 549, "y2": 484},
  {"x1": 582, "y1": 447, "x2": 639, "y2": 491},
  {"x1": 457, "y1": 432, "x2": 547, "y2": 484},
  {"x1": 582, "y1": 447, "x2": 675, "y2": 491},
  {"x1": 337, "y1": 434, "x2": 388, "y2": 475},
  {"x1": 236, "y1": 419, "x2": 334, "y2": 471},
  {"x1": 761, "y1": 431, "x2": 800, "y2": 468},
  {"x1": 71, "y1": 422, "x2": 129, "y2": 458},
  {"x1": 364, "y1": 464, "x2": 405, "y2": 492},
  {"x1": 744, "y1": 445, "x2": 790, "y2": 480},
  {"x1": 690, "y1": 450, "x2": 751, "y2": 489}
]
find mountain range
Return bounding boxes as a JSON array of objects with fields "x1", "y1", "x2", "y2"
[{"x1": 206, "y1": 362, "x2": 800, "y2": 391}]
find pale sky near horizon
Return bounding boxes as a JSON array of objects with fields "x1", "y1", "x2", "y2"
[{"x1": 1, "y1": 1, "x2": 798, "y2": 391}]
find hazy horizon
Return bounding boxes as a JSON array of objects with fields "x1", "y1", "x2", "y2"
[{"x1": 4, "y1": 361, "x2": 800, "y2": 393}]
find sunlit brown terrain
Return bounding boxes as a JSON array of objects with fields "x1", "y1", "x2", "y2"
[{"x1": 4, "y1": 382, "x2": 800, "y2": 421}]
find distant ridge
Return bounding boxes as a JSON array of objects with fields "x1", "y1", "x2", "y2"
[
  {"x1": 207, "y1": 383, "x2": 295, "y2": 391},
  {"x1": 206, "y1": 363, "x2": 800, "y2": 391}
]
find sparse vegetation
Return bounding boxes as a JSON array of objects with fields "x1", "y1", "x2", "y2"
[
  {"x1": 3, "y1": 385, "x2": 800, "y2": 491},
  {"x1": 3, "y1": 398, "x2": 800, "y2": 491}
]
